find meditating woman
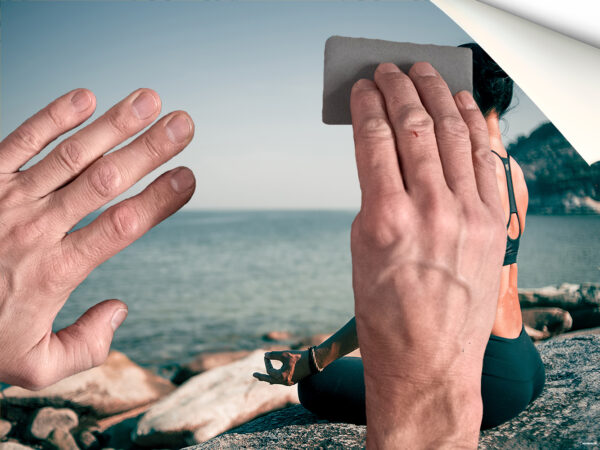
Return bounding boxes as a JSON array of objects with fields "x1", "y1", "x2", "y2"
[{"x1": 253, "y1": 43, "x2": 545, "y2": 430}]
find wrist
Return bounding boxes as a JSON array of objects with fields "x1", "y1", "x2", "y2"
[
  {"x1": 364, "y1": 373, "x2": 482, "y2": 449},
  {"x1": 313, "y1": 344, "x2": 333, "y2": 370}
]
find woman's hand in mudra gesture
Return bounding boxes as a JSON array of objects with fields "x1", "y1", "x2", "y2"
[{"x1": 253, "y1": 350, "x2": 311, "y2": 386}]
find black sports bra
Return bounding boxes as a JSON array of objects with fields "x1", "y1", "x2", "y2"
[{"x1": 491, "y1": 150, "x2": 521, "y2": 266}]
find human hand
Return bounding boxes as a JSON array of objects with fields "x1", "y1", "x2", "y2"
[
  {"x1": 252, "y1": 350, "x2": 311, "y2": 386},
  {"x1": 350, "y1": 63, "x2": 506, "y2": 448},
  {"x1": 0, "y1": 89, "x2": 195, "y2": 389}
]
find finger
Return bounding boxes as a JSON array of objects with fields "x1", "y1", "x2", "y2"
[
  {"x1": 407, "y1": 63, "x2": 477, "y2": 197},
  {"x1": 43, "y1": 299, "x2": 127, "y2": 385},
  {"x1": 50, "y1": 111, "x2": 193, "y2": 229},
  {"x1": 265, "y1": 351, "x2": 285, "y2": 362},
  {"x1": 264, "y1": 358, "x2": 283, "y2": 378},
  {"x1": 253, "y1": 373, "x2": 275, "y2": 384},
  {"x1": 373, "y1": 63, "x2": 445, "y2": 193},
  {"x1": 0, "y1": 89, "x2": 96, "y2": 173},
  {"x1": 349, "y1": 79, "x2": 405, "y2": 201},
  {"x1": 22, "y1": 89, "x2": 161, "y2": 197},
  {"x1": 454, "y1": 91, "x2": 499, "y2": 206},
  {"x1": 61, "y1": 167, "x2": 195, "y2": 281}
]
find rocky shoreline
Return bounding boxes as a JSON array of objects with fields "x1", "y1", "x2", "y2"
[{"x1": 1, "y1": 283, "x2": 598, "y2": 449}]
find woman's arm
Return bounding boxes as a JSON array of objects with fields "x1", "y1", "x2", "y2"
[
  {"x1": 253, "y1": 316, "x2": 359, "y2": 385},
  {"x1": 314, "y1": 316, "x2": 359, "y2": 369}
]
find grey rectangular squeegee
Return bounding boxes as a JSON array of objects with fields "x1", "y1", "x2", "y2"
[{"x1": 323, "y1": 36, "x2": 473, "y2": 124}]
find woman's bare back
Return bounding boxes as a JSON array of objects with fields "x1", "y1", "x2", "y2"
[{"x1": 491, "y1": 148, "x2": 528, "y2": 338}]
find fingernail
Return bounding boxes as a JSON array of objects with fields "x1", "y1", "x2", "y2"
[
  {"x1": 111, "y1": 308, "x2": 128, "y2": 331},
  {"x1": 170, "y1": 167, "x2": 195, "y2": 193},
  {"x1": 456, "y1": 91, "x2": 479, "y2": 111},
  {"x1": 71, "y1": 90, "x2": 92, "y2": 112},
  {"x1": 132, "y1": 91, "x2": 158, "y2": 120},
  {"x1": 376, "y1": 62, "x2": 399, "y2": 74},
  {"x1": 165, "y1": 114, "x2": 192, "y2": 143},
  {"x1": 413, "y1": 62, "x2": 437, "y2": 77}
]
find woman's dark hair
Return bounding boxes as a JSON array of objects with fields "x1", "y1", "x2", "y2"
[{"x1": 459, "y1": 43, "x2": 513, "y2": 118}]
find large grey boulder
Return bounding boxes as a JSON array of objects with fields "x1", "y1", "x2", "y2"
[
  {"x1": 133, "y1": 350, "x2": 300, "y2": 448},
  {"x1": 189, "y1": 335, "x2": 599, "y2": 449},
  {"x1": 198, "y1": 404, "x2": 365, "y2": 449},
  {"x1": 478, "y1": 334, "x2": 600, "y2": 449},
  {"x1": 1, "y1": 351, "x2": 174, "y2": 417}
]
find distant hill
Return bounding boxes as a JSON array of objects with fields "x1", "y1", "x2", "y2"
[{"x1": 507, "y1": 122, "x2": 600, "y2": 214}]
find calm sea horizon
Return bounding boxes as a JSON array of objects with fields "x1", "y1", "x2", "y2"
[{"x1": 54, "y1": 211, "x2": 600, "y2": 370}]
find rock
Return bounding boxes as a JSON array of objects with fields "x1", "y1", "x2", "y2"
[
  {"x1": 263, "y1": 331, "x2": 293, "y2": 342},
  {"x1": 1, "y1": 351, "x2": 174, "y2": 417},
  {"x1": 30, "y1": 407, "x2": 78, "y2": 440},
  {"x1": 194, "y1": 405, "x2": 365, "y2": 449},
  {"x1": 188, "y1": 335, "x2": 600, "y2": 449},
  {"x1": 75, "y1": 430, "x2": 100, "y2": 450},
  {"x1": 557, "y1": 326, "x2": 600, "y2": 338},
  {"x1": 519, "y1": 283, "x2": 600, "y2": 311},
  {"x1": 133, "y1": 350, "x2": 300, "y2": 448},
  {"x1": 172, "y1": 350, "x2": 254, "y2": 385},
  {"x1": 0, "y1": 419, "x2": 12, "y2": 440},
  {"x1": 47, "y1": 428, "x2": 79, "y2": 450},
  {"x1": 478, "y1": 335, "x2": 600, "y2": 448},
  {"x1": 521, "y1": 307, "x2": 572, "y2": 336},
  {"x1": 0, "y1": 442, "x2": 34, "y2": 450}
]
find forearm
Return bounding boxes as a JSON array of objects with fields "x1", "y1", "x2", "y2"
[{"x1": 314, "y1": 317, "x2": 359, "y2": 369}]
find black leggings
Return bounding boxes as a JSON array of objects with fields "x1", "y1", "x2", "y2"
[{"x1": 298, "y1": 326, "x2": 545, "y2": 430}]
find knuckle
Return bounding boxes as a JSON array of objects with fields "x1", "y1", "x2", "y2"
[
  {"x1": 106, "y1": 202, "x2": 140, "y2": 240},
  {"x1": 142, "y1": 134, "x2": 169, "y2": 161},
  {"x1": 12, "y1": 124, "x2": 42, "y2": 151},
  {"x1": 466, "y1": 118, "x2": 488, "y2": 135},
  {"x1": 56, "y1": 139, "x2": 85, "y2": 174},
  {"x1": 385, "y1": 82, "x2": 417, "y2": 108},
  {"x1": 9, "y1": 215, "x2": 48, "y2": 247},
  {"x1": 355, "y1": 117, "x2": 393, "y2": 140},
  {"x1": 354, "y1": 88, "x2": 382, "y2": 110},
  {"x1": 45, "y1": 102, "x2": 66, "y2": 129},
  {"x1": 475, "y1": 150, "x2": 496, "y2": 171},
  {"x1": 39, "y1": 255, "x2": 76, "y2": 295},
  {"x1": 89, "y1": 159, "x2": 121, "y2": 199},
  {"x1": 358, "y1": 205, "x2": 407, "y2": 248},
  {"x1": 107, "y1": 106, "x2": 134, "y2": 135},
  {"x1": 426, "y1": 195, "x2": 458, "y2": 233},
  {"x1": 435, "y1": 115, "x2": 469, "y2": 139},
  {"x1": 395, "y1": 106, "x2": 433, "y2": 134},
  {"x1": 83, "y1": 330, "x2": 111, "y2": 368}
]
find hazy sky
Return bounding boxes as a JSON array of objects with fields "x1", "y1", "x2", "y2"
[{"x1": 1, "y1": 0, "x2": 548, "y2": 209}]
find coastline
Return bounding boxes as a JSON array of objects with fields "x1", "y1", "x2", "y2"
[{"x1": 1, "y1": 282, "x2": 598, "y2": 449}]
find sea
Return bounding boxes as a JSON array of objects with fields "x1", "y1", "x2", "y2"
[{"x1": 54, "y1": 211, "x2": 600, "y2": 370}]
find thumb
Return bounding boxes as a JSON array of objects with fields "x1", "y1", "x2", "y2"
[{"x1": 52, "y1": 299, "x2": 128, "y2": 380}]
